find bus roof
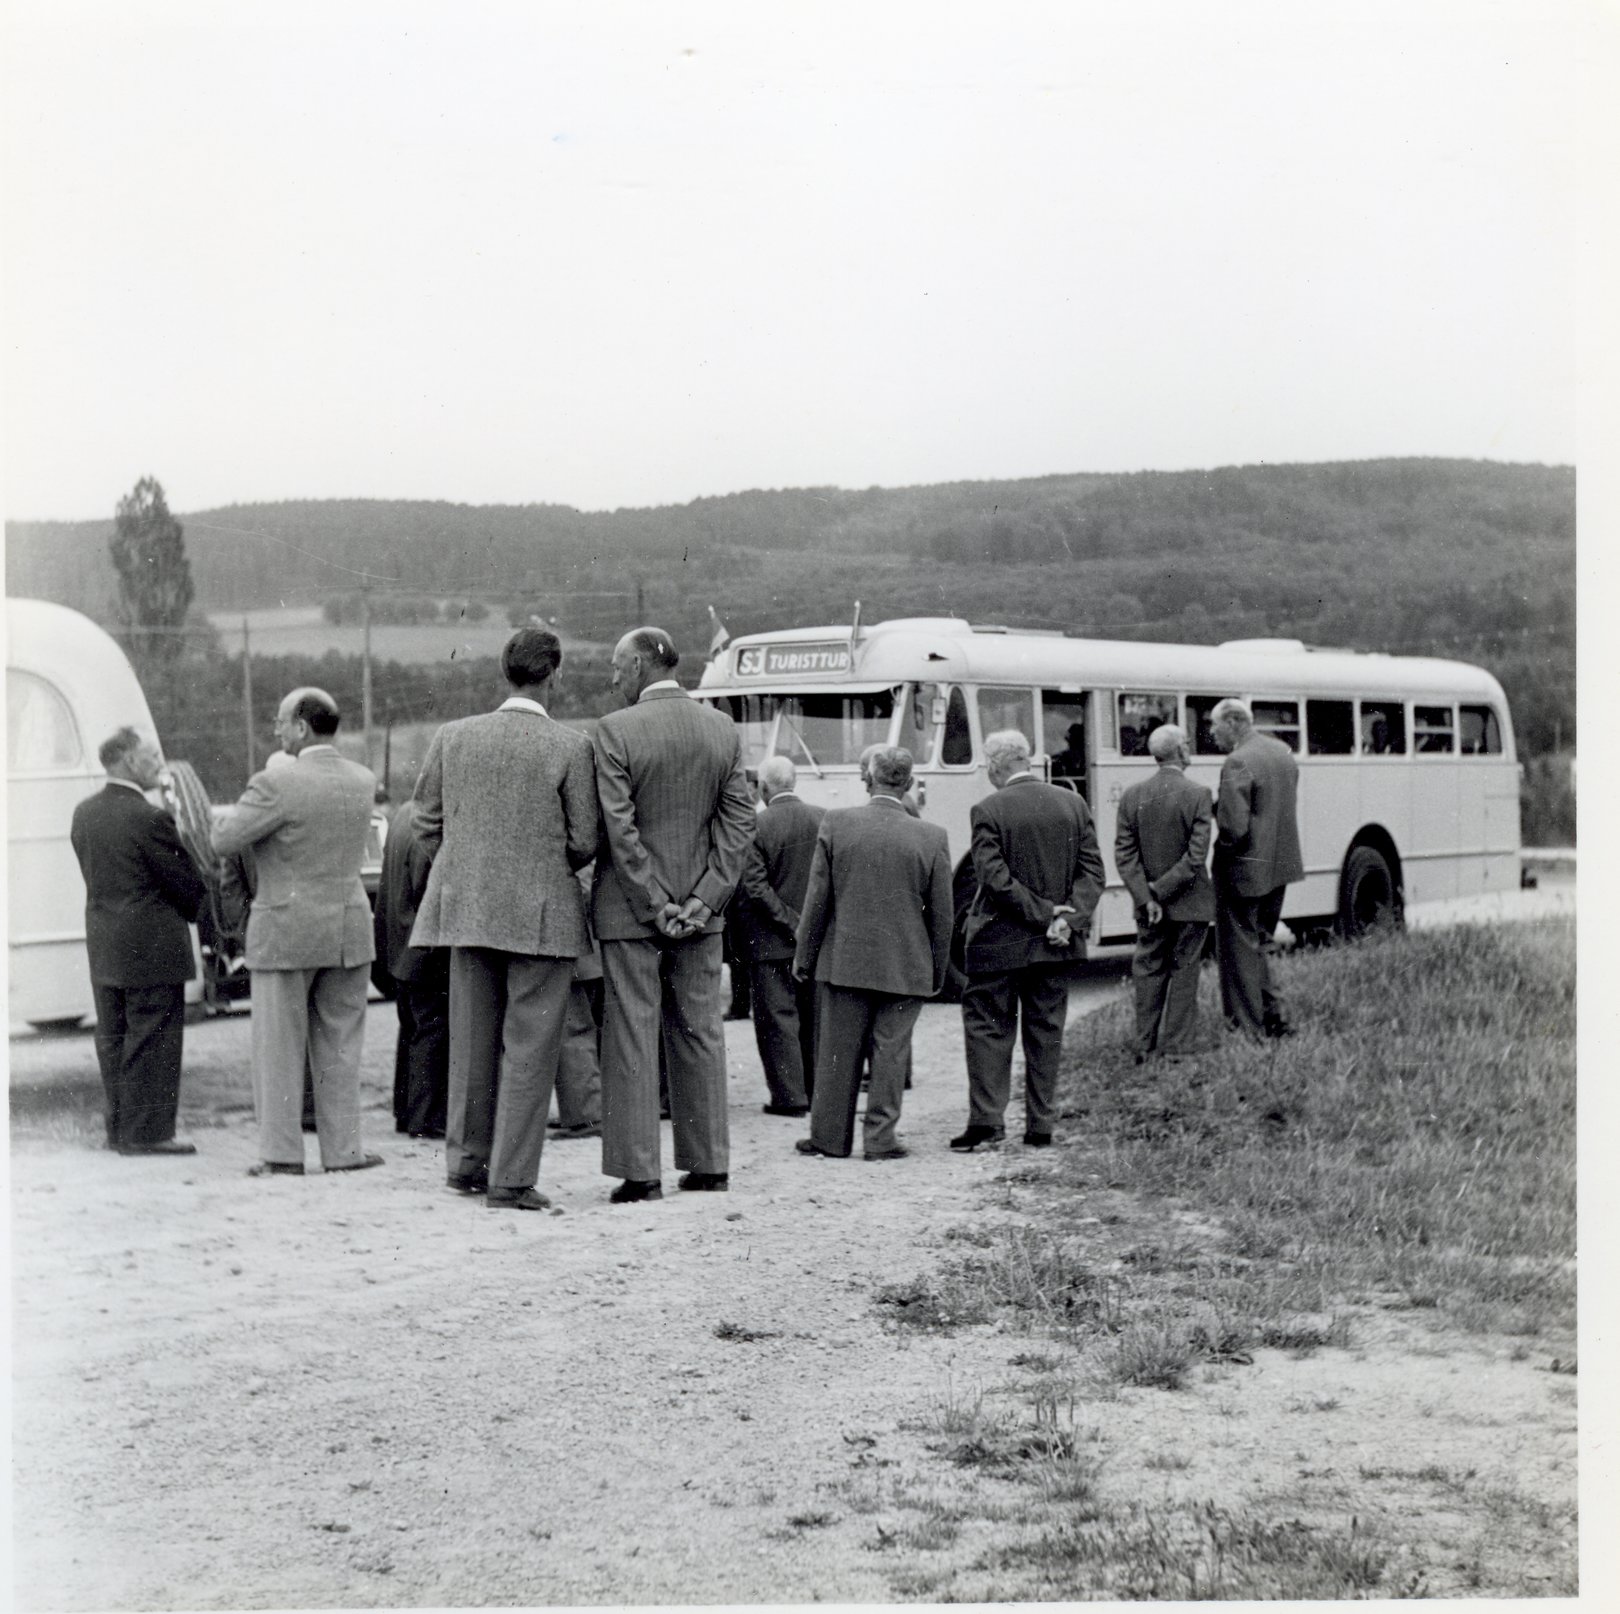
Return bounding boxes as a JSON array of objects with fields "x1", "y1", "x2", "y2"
[{"x1": 700, "y1": 617, "x2": 1508, "y2": 705}]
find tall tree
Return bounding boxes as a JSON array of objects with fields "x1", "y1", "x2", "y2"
[{"x1": 109, "y1": 476, "x2": 194, "y2": 666}]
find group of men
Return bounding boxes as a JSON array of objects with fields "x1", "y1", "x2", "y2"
[{"x1": 71, "y1": 623, "x2": 1303, "y2": 1193}]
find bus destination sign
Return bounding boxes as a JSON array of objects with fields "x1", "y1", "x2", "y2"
[{"x1": 737, "y1": 642, "x2": 852, "y2": 677}]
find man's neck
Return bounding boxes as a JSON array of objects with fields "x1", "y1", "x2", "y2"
[
  {"x1": 639, "y1": 678, "x2": 681, "y2": 700},
  {"x1": 106, "y1": 774, "x2": 146, "y2": 793},
  {"x1": 1156, "y1": 760, "x2": 1187, "y2": 773}
]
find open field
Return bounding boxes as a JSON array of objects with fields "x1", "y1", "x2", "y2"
[
  {"x1": 9, "y1": 912, "x2": 1576, "y2": 1606},
  {"x1": 206, "y1": 606, "x2": 606, "y2": 664}
]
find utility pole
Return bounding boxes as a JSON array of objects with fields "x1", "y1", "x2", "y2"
[
  {"x1": 241, "y1": 616, "x2": 255, "y2": 783},
  {"x1": 634, "y1": 577, "x2": 645, "y2": 622},
  {"x1": 361, "y1": 585, "x2": 374, "y2": 772}
]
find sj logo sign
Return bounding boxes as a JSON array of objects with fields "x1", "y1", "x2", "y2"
[{"x1": 738, "y1": 642, "x2": 852, "y2": 677}]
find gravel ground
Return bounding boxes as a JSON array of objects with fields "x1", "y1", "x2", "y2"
[{"x1": 8, "y1": 887, "x2": 1579, "y2": 1607}]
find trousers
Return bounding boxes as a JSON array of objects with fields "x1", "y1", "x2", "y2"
[
  {"x1": 599, "y1": 932, "x2": 729, "y2": 1182},
  {"x1": 91, "y1": 981, "x2": 185, "y2": 1149},
  {"x1": 393, "y1": 952, "x2": 449, "y2": 1135},
  {"x1": 1215, "y1": 884, "x2": 1288, "y2": 1038},
  {"x1": 961, "y1": 964, "x2": 1070, "y2": 1135},
  {"x1": 808, "y1": 984, "x2": 922, "y2": 1157},
  {"x1": 749, "y1": 956, "x2": 816, "y2": 1108},
  {"x1": 1131, "y1": 918, "x2": 1209, "y2": 1055}
]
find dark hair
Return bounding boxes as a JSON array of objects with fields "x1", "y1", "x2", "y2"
[
  {"x1": 290, "y1": 689, "x2": 341, "y2": 737},
  {"x1": 98, "y1": 725, "x2": 143, "y2": 770},
  {"x1": 626, "y1": 627, "x2": 679, "y2": 673},
  {"x1": 502, "y1": 627, "x2": 563, "y2": 688}
]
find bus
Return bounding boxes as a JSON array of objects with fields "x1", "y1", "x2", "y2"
[{"x1": 696, "y1": 616, "x2": 1520, "y2": 949}]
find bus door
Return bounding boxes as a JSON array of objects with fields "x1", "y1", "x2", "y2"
[
  {"x1": 906, "y1": 683, "x2": 981, "y2": 864},
  {"x1": 1039, "y1": 689, "x2": 1089, "y2": 800}
]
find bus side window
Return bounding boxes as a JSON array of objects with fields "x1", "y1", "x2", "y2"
[
  {"x1": 1459, "y1": 704, "x2": 1502, "y2": 755},
  {"x1": 978, "y1": 686, "x2": 1036, "y2": 745},
  {"x1": 1252, "y1": 699, "x2": 1301, "y2": 752},
  {"x1": 1413, "y1": 705, "x2": 1455, "y2": 754},
  {"x1": 1186, "y1": 694, "x2": 1237, "y2": 756},
  {"x1": 1359, "y1": 700, "x2": 1406, "y2": 755},
  {"x1": 1117, "y1": 693, "x2": 1177, "y2": 757},
  {"x1": 940, "y1": 686, "x2": 973, "y2": 767},
  {"x1": 1306, "y1": 700, "x2": 1355, "y2": 755},
  {"x1": 1041, "y1": 691, "x2": 1087, "y2": 796},
  {"x1": 6, "y1": 669, "x2": 83, "y2": 772}
]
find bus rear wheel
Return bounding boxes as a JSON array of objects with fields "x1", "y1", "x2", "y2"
[{"x1": 1337, "y1": 845, "x2": 1401, "y2": 939}]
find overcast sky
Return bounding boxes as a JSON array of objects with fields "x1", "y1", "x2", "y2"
[{"x1": 0, "y1": 0, "x2": 1588, "y2": 522}]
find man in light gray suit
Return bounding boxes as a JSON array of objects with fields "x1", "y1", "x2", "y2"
[
  {"x1": 1210, "y1": 698, "x2": 1305, "y2": 1040},
  {"x1": 410, "y1": 628, "x2": 598, "y2": 1210},
  {"x1": 213, "y1": 688, "x2": 382, "y2": 1177},
  {"x1": 793, "y1": 746, "x2": 953, "y2": 1161},
  {"x1": 1114, "y1": 723, "x2": 1215, "y2": 1060},
  {"x1": 593, "y1": 627, "x2": 756, "y2": 1203}
]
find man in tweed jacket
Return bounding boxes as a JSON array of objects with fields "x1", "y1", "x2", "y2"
[
  {"x1": 213, "y1": 688, "x2": 381, "y2": 1177},
  {"x1": 411, "y1": 628, "x2": 599, "y2": 1209},
  {"x1": 592, "y1": 627, "x2": 756, "y2": 1203}
]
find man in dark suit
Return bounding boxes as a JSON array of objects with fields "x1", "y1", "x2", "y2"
[
  {"x1": 214, "y1": 688, "x2": 383, "y2": 1177},
  {"x1": 411, "y1": 629, "x2": 599, "y2": 1209},
  {"x1": 1210, "y1": 698, "x2": 1305, "y2": 1040},
  {"x1": 1114, "y1": 723, "x2": 1215, "y2": 1060},
  {"x1": 740, "y1": 756, "x2": 824, "y2": 1116},
  {"x1": 951, "y1": 730, "x2": 1105, "y2": 1151},
  {"x1": 593, "y1": 627, "x2": 756, "y2": 1203},
  {"x1": 69, "y1": 726, "x2": 208, "y2": 1155},
  {"x1": 373, "y1": 794, "x2": 448, "y2": 1139},
  {"x1": 793, "y1": 745, "x2": 952, "y2": 1161}
]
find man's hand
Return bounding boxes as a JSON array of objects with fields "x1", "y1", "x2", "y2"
[
  {"x1": 1144, "y1": 898, "x2": 1164, "y2": 927},
  {"x1": 791, "y1": 962, "x2": 810, "y2": 984},
  {"x1": 675, "y1": 897, "x2": 713, "y2": 936},
  {"x1": 655, "y1": 902, "x2": 687, "y2": 938},
  {"x1": 1045, "y1": 903, "x2": 1076, "y2": 947}
]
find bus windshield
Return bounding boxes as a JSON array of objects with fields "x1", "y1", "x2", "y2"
[{"x1": 706, "y1": 690, "x2": 896, "y2": 772}]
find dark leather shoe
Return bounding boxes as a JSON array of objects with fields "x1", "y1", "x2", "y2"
[
  {"x1": 795, "y1": 1138, "x2": 841, "y2": 1158},
  {"x1": 247, "y1": 1160, "x2": 304, "y2": 1177},
  {"x1": 1023, "y1": 1130, "x2": 1053, "y2": 1148},
  {"x1": 678, "y1": 1171, "x2": 729, "y2": 1192},
  {"x1": 327, "y1": 1153, "x2": 385, "y2": 1172},
  {"x1": 1265, "y1": 1020, "x2": 1297, "y2": 1040},
  {"x1": 117, "y1": 1139, "x2": 197, "y2": 1156},
  {"x1": 487, "y1": 1187, "x2": 551, "y2": 1211},
  {"x1": 447, "y1": 1170, "x2": 488, "y2": 1195},
  {"x1": 548, "y1": 1121, "x2": 601, "y2": 1139},
  {"x1": 610, "y1": 1178, "x2": 663, "y2": 1204},
  {"x1": 864, "y1": 1146, "x2": 909, "y2": 1161},
  {"x1": 763, "y1": 1103, "x2": 810, "y2": 1117},
  {"x1": 949, "y1": 1125, "x2": 1005, "y2": 1152},
  {"x1": 408, "y1": 1128, "x2": 446, "y2": 1140}
]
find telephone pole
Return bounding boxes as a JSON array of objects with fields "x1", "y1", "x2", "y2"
[
  {"x1": 361, "y1": 586, "x2": 375, "y2": 771},
  {"x1": 241, "y1": 616, "x2": 255, "y2": 783}
]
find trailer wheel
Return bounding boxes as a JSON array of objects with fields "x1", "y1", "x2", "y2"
[{"x1": 1337, "y1": 845, "x2": 1401, "y2": 938}]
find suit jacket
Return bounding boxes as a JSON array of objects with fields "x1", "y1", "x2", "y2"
[
  {"x1": 410, "y1": 707, "x2": 597, "y2": 957},
  {"x1": 1215, "y1": 730, "x2": 1305, "y2": 897},
  {"x1": 591, "y1": 687, "x2": 757, "y2": 942},
  {"x1": 373, "y1": 800, "x2": 437, "y2": 983},
  {"x1": 740, "y1": 792, "x2": 826, "y2": 963},
  {"x1": 1114, "y1": 766, "x2": 1216, "y2": 923},
  {"x1": 211, "y1": 746, "x2": 377, "y2": 971},
  {"x1": 794, "y1": 796, "x2": 953, "y2": 999},
  {"x1": 963, "y1": 776, "x2": 1106, "y2": 975},
  {"x1": 69, "y1": 783, "x2": 206, "y2": 987}
]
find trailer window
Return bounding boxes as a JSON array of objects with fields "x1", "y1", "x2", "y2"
[
  {"x1": 1117, "y1": 693, "x2": 1178, "y2": 758},
  {"x1": 6, "y1": 670, "x2": 83, "y2": 772},
  {"x1": 1306, "y1": 700, "x2": 1356, "y2": 755},
  {"x1": 1459, "y1": 704, "x2": 1503, "y2": 755},
  {"x1": 1413, "y1": 705, "x2": 1455, "y2": 754},
  {"x1": 1359, "y1": 700, "x2": 1406, "y2": 755}
]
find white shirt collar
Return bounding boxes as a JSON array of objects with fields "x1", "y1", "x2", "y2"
[
  {"x1": 299, "y1": 743, "x2": 338, "y2": 759},
  {"x1": 499, "y1": 695, "x2": 548, "y2": 717},
  {"x1": 768, "y1": 790, "x2": 800, "y2": 803},
  {"x1": 639, "y1": 680, "x2": 682, "y2": 699},
  {"x1": 1005, "y1": 770, "x2": 1037, "y2": 785},
  {"x1": 106, "y1": 775, "x2": 146, "y2": 793}
]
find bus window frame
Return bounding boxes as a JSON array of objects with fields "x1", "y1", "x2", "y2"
[
  {"x1": 937, "y1": 685, "x2": 976, "y2": 771},
  {"x1": 1412, "y1": 702, "x2": 1457, "y2": 756},
  {"x1": 1246, "y1": 694, "x2": 1303, "y2": 755},
  {"x1": 1113, "y1": 689, "x2": 1180, "y2": 759}
]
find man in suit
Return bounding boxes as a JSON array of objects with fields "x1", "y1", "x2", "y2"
[
  {"x1": 410, "y1": 628, "x2": 598, "y2": 1209},
  {"x1": 593, "y1": 627, "x2": 756, "y2": 1203},
  {"x1": 951, "y1": 730, "x2": 1105, "y2": 1151},
  {"x1": 551, "y1": 863, "x2": 604, "y2": 1141},
  {"x1": 1114, "y1": 723, "x2": 1215, "y2": 1060},
  {"x1": 740, "y1": 756, "x2": 824, "y2": 1117},
  {"x1": 70, "y1": 726, "x2": 208, "y2": 1155},
  {"x1": 213, "y1": 688, "x2": 383, "y2": 1177},
  {"x1": 372, "y1": 794, "x2": 448, "y2": 1139},
  {"x1": 1209, "y1": 698, "x2": 1305, "y2": 1040},
  {"x1": 793, "y1": 745, "x2": 952, "y2": 1162}
]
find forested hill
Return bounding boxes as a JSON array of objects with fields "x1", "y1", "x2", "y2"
[{"x1": 6, "y1": 457, "x2": 1574, "y2": 750}]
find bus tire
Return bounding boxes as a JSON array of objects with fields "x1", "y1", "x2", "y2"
[{"x1": 1337, "y1": 845, "x2": 1401, "y2": 939}]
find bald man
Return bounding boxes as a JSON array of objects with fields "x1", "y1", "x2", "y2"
[{"x1": 213, "y1": 687, "x2": 382, "y2": 1177}]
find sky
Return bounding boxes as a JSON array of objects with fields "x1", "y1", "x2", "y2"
[{"x1": 0, "y1": 0, "x2": 1597, "y2": 522}]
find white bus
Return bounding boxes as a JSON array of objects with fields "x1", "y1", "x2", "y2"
[{"x1": 696, "y1": 616, "x2": 1520, "y2": 949}]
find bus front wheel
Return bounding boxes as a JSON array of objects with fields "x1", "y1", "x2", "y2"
[{"x1": 1337, "y1": 845, "x2": 1401, "y2": 939}]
